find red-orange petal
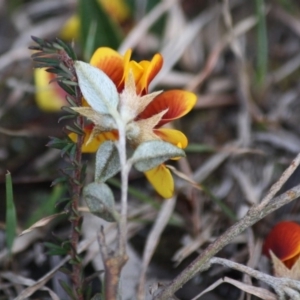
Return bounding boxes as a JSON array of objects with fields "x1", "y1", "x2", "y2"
[
  {"x1": 136, "y1": 53, "x2": 163, "y2": 94},
  {"x1": 144, "y1": 164, "x2": 174, "y2": 199},
  {"x1": 263, "y1": 221, "x2": 300, "y2": 268},
  {"x1": 69, "y1": 127, "x2": 118, "y2": 153},
  {"x1": 90, "y1": 47, "x2": 128, "y2": 90},
  {"x1": 138, "y1": 90, "x2": 197, "y2": 127},
  {"x1": 154, "y1": 128, "x2": 188, "y2": 149}
]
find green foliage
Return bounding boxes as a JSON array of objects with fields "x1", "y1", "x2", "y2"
[
  {"x1": 201, "y1": 185, "x2": 237, "y2": 221},
  {"x1": 78, "y1": 0, "x2": 122, "y2": 61},
  {"x1": 59, "y1": 280, "x2": 77, "y2": 300},
  {"x1": 255, "y1": 0, "x2": 268, "y2": 87},
  {"x1": 5, "y1": 171, "x2": 17, "y2": 256},
  {"x1": 44, "y1": 242, "x2": 69, "y2": 256},
  {"x1": 25, "y1": 185, "x2": 66, "y2": 228},
  {"x1": 186, "y1": 143, "x2": 215, "y2": 153}
]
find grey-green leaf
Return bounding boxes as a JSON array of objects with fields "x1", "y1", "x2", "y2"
[
  {"x1": 83, "y1": 182, "x2": 117, "y2": 222},
  {"x1": 95, "y1": 141, "x2": 120, "y2": 182},
  {"x1": 75, "y1": 61, "x2": 119, "y2": 114},
  {"x1": 131, "y1": 140, "x2": 185, "y2": 172}
]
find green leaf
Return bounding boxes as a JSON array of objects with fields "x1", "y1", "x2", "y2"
[
  {"x1": 74, "y1": 61, "x2": 119, "y2": 115},
  {"x1": 5, "y1": 171, "x2": 17, "y2": 256},
  {"x1": 255, "y1": 0, "x2": 268, "y2": 86},
  {"x1": 83, "y1": 182, "x2": 118, "y2": 222},
  {"x1": 44, "y1": 242, "x2": 68, "y2": 255},
  {"x1": 59, "y1": 280, "x2": 77, "y2": 300},
  {"x1": 25, "y1": 185, "x2": 66, "y2": 228},
  {"x1": 95, "y1": 141, "x2": 120, "y2": 182},
  {"x1": 131, "y1": 140, "x2": 185, "y2": 172},
  {"x1": 90, "y1": 294, "x2": 102, "y2": 300},
  {"x1": 78, "y1": 0, "x2": 122, "y2": 60},
  {"x1": 47, "y1": 136, "x2": 73, "y2": 150}
]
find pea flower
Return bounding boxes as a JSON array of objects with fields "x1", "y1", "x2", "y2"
[
  {"x1": 71, "y1": 47, "x2": 197, "y2": 198},
  {"x1": 263, "y1": 221, "x2": 300, "y2": 279},
  {"x1": 34, "y1": 0, "x2": 130, "y2": 111},
  {"x1": 60, "y1": 0, "x2": 130, "y2": 41}
]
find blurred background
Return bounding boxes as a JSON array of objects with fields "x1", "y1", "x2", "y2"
[{"x1": 1, "y1": 0, "x2": 300, "y2": 299}]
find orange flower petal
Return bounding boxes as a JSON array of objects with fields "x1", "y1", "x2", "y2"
[
  {"x1": 138, "y1": 90, "x2": 197, "y2": 127},
  {"x1": 90, "y1": 47, "x2": 128, "y2": 89},
  {"x1": 263, "y1": 221, "x2": 300, "y2": 268},
  {"x1": 69, "y1": 127, "x2": 118, "y2": 153},
  {"x1": 154, "y1": 128, "x2": 188, "y2": 149},
  {"x1": 136, "y1": 53, "x2": 163, "y2": 94},
  {"x1": 35, "y1": 68, "x2": 67, "y2": 111},
  {"x1": 144, "y1": 164, "x2": 174, "y2": 199}
]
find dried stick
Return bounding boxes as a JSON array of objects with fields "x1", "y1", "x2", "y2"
[
  {"x1": 154, "y1": 155, "x2": 300, "y2": 299},
  {"x1": 210, "y1": 257, "x2": 300, "y2": 298}
]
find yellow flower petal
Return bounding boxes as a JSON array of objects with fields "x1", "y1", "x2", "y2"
[
  {"x1": 136, "y1": 53, "x2": 163, "y2": 94},
  {"x1": 60, "y1": 15, "x2": 80, "y2": 41},
  {"x1": 69, "y1": 128, "x2": 118, "y2": 153},
  {"x1": 124, "y1": 60, "x2": 144, "y2": 91},
  {"x1": 154, "y1": 128, "x2": 188, "y2": 149},
  {"x1": 97, "y1": 0, "x2": 131, "y2": 23},
  {"x1": 34, "y1": 68, "x2": 67, "y2": 112},
  {"x1": 144, "y1": 165, "x2": 174, "y2": 199}
]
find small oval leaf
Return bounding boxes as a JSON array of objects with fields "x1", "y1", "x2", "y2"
[
  {"x1": 83, "y1": 182, "x2": 117, "y2": 222},
  {"x1": 75, "y1": 61, "x2": 119, "y2": 114},
  {"x1": 131, "y1": 140, "x2": 185, "y2": 172},
  {"x1": 95, "y1": 141, "x2": 120, "y2": 182}
]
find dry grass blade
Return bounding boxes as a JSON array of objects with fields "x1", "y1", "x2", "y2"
[
  {"x1": 193, "y1": 141, "x2": 240, "y2": 183},
  {"x1": 0, "y1": 229, "x2": 44, "y2": 262},
  {"x1": 151, "y1": 3, "x2": 223, "y2": 89},
  {"x1": 172, "y1": 216, "x2": 216, "y2": 265},
  {"x1": 0, "y1": 272, "x2": 59, "y2": 300},
  {"x1": 19, "y1": 212, "x2": 66, "y2": 236},
  {"x1": 191, "y1": 276, "x2": 277, "y2": 300},
  {"x1": 118, "y1": 0, "x2": 177, "y2": 54},
  {"x1": 167, "y1": 165, "x2": 202, "y2": 191},
  {"x1": 137, "y1": 197, "x2": 177, "y2": 300},
  {"x1": 259, "y1": 152, "x2": 300, "y2": 207},
  {"x1": 201, "y1": 276, "x2": 277, "y2": 300},
  {"x1": 14, "y1": 237, "x2": 96, "y2": 299},
  {"x1": 267, "y1": 52, "x2": 300, "y2": 84}
]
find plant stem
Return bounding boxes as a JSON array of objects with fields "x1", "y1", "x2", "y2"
[
  {"x1": 100, "y1": 121, "x2": 128, "y2": 300},
  {"x1": 68, "y1": 80, "x2": 85, "y2": 299},
  {"x1": 154, "y1": 183, "x2": 300, "y2": 299},
  {"x1": 117, "y1": 123, "x2": 129, "y2": 256}
]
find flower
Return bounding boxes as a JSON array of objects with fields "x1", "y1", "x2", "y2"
[
  {"x1": 71, "y1": 47, "x2": 197, "y2": 198},
  {"x1": 263, "y1": 221, "x2": 300, "y2": 279},
  {"x1": 60, "y1": 0, "x2": 130, "y2": 41},
  {"x1": 34, "y1": 68, "x2": 68, "y2": 111},
  {"x1": 35, "y1": 0, "x2": 130, "y2": 111}
]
